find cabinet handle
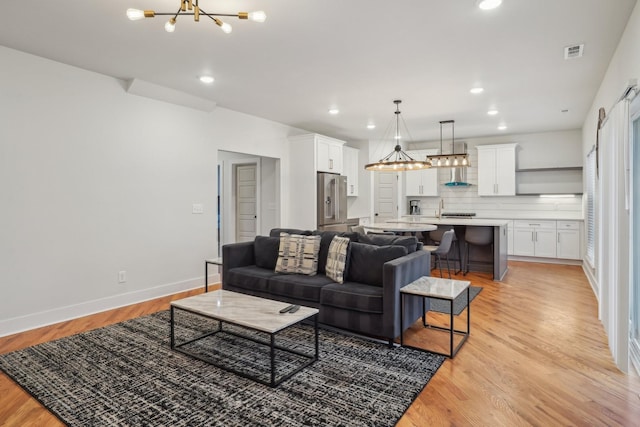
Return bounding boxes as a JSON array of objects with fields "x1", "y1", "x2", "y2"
[
  {"x1": 531, "y1": 231, "x2": 534, "y2": 241},
  {"x1": 558, "y1": 233, "x2": 560, "y2": 243},
  {"x1": 329, "y1": 159, "x2": 333, "y2": 169},
  {"x1": 350, "y1": 185, "x2": 354, "y2": 193},
  {"x1": 420, "y1": 185, "x2": 423, "y2": 194}
]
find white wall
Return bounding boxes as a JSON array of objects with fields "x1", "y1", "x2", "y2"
[
  {"x1": 579, "y1": 1, "x2": 640, "y2": 371},
  {"x1": 404, "y1": 130, "x2": 584, "y2": 219},
  {"x1": 582, "y1": 1, "x2": 640, "y2": 290},
  {"x1": 0, "y1": 46, "x2": 296, "y2": 336}
]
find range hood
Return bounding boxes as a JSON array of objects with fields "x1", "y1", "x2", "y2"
[{"x1": 444, "y1": 142, "x2": 472, "y2": 186}]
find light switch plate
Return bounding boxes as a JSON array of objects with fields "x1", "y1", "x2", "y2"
[{"x1": 192, "y1": 203, "x2": 204, "y2": 214}]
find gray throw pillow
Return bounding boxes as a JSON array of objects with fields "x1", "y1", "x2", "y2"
[
  {"x1": 254, "y1": 236, "x2": 280, "y2": 270},
  {"x1": 346, "y1": 242, "x2": 408, "y2": 286}
]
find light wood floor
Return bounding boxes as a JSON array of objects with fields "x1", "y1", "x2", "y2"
[{"x1": 1, "y1": 261, "x2": 640, "y2": 426}]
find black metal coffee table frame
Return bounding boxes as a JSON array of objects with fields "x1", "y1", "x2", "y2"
[{"x1": 170, "y1": 306, "x2": 319, "y2": 387}]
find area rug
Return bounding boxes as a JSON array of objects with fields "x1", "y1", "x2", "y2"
[
  {"x1": 428, "y1": 286, "x2": 482, "y2": 315},
  {"x1": 0, "y1": 310, "x2": 445, "y2": 427}
]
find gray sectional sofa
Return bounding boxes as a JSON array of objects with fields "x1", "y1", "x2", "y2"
[{"x1": 221, "y1": 228, "x2": 431, "y2": 345}]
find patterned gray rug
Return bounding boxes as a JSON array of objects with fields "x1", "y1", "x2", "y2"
[
  {"x1": 0, "y1": 310, "x2": 445, "y2": 427},
  {"x1": 428, "y1": 286, "x2": 482, "y2": 315}
]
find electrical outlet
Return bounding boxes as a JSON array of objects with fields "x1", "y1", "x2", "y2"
[
  {"x1": 192, "y1": 203, "x2": 204, "y2": 214},
  {"x1": 118, "y1": 271, "x2": 127, "y2": 283}
]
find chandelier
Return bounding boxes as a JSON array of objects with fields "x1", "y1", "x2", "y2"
[
  {"x1": 364, "y1": 100, "x2": 431, "y2": 172},
  {"x1": 126, "y1": 1, "x2": 266, "y2": 34},
  {"x1": 426, "y1": 120, "x2": 470, "y2": 168}
]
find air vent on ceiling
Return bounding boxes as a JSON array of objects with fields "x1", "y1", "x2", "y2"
[{"x1": 564, "y1": 44, "x2": 584, "y2": 59}]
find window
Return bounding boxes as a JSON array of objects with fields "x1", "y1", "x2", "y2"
[{"x1": 585, "y1": 148, "x2": 596, "y2": 267}]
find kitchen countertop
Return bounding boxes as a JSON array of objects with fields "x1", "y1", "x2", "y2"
[{"x1": 403, "y1": 215, "x2": 583, "y2": 222}]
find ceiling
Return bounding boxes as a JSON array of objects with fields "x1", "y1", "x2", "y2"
[{"x1": 1, "y1": 0, "x2": 636, "y2": 142}]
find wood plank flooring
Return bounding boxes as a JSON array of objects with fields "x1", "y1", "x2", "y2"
[{"x1": 2, "y1": 262, "x2": 640, "y2": 426}]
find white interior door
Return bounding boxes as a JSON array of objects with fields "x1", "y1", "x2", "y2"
[
  {"x1": 374, "y1": 171, "x2": 398, "y2": 221},
  {"x1": 236, "y1": 164, "x2": 257, "y2": 242}
]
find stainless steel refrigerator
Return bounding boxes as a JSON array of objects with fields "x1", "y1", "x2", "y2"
[{"x1": 317, "y1": 172, "x2": 349, "y2": 232}]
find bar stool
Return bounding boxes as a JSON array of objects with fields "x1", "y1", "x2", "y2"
[
  {"x1": 423, "y1": 229, "x2": 456, "y2": 278},
  {"x1": 464, "y1": 226, "x2": 493, "y2": 275},
  {"x1": 424, "y1": 225, "x2": 463, "y2": 274}
]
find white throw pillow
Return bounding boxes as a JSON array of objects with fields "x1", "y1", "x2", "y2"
[
  {"x1": 275, "y1": 232, "x2": 321, "y2": 275},
  {"x1": 325, "y1": 236, "x2": 350, "y2": 283}
]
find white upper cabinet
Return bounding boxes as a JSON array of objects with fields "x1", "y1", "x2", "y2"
[
  {"x1": 316, "y1": 135, "x2": 344, "y2": 173},
  {"x1": 343, "y1": 146, "x2": 359, "y2": 196},
  {"x1": 477, "y1": 143, "x2": 517, "y2": 196},
  {"x1": 404, "y1": 150, "x2": 439, "y2": 197}
]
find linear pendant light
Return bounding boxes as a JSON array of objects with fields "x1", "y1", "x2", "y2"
[
  {"x1": 364, "y1": 100, "x2": 431, "y2": 172},
  {"x1": 426, "y1": 120, "x2": 471, "y2": 168}
]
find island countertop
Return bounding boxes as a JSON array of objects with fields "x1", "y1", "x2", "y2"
[{"x1": 391, "y1": 217, "x2": 510, "y2": 227}]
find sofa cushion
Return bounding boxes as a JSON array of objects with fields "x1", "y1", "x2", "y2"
[
  {"x1": 312, "y1": 231, "x2": 359, "y2": 274},
  {"x1": 358, "y1": 234, "x2": 419, "y2": 253},
  {"x1": 268, "y1": 274, "x2": 336, "y2": 303},
  {"x1": 346, "y1": 243, "x2": 408, "y2": 287},
  {"x1": 269, "y1": 228, "x2": 312, "y2": 237},
  {"x1": 325, "y1": 236, "x2": 350, "y2": 284},
  {"x1": 254, "y1": 236, "x2": 280, "y2": 270},
  {"x1": 226, "y1": 266, "x2": 279, "y2": 293},
  {"x1": 320, "y1": 282, "x2": 383, "y2": 314}
]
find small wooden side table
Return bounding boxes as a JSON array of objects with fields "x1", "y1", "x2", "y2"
[
  {"x1": 400, "y1": 276, "x2": 471, "y2": 358},
  {"x1": 205, "y1": 257, "x2": 222, "y2": 293}
]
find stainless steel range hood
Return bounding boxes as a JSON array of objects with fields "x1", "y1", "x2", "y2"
[{"x1": 444, "y1": 142, "x2": 472, "y2": 186}]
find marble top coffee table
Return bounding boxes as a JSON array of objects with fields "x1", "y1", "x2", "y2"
[
  {"x1": 400, "y1": 276, "x2": 471, "y2": 358},
  {"x1": 170, "y1": 290, "x2": 319, "y2": 387}
]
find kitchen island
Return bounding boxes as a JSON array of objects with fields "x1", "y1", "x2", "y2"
[{"x1": 394, "y1": 217, "x2": 510, "y2": 281}]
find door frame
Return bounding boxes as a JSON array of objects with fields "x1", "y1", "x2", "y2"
[{"x1": 220, "y1": 157, "x2": 261, "y2": 246}]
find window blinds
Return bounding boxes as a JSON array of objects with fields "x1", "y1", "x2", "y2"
[{"x1": 585, "y1": 148, "x2": 596, "y2": 266}]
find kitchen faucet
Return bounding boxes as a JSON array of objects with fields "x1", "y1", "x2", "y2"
[{"x1": 437, "y1": 198, "x2": 444, "y2": 219}]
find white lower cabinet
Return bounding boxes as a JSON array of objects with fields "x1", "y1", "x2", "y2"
[
  {"x1": 513, "y1": 220, "x2": 557, "y2": 258},
  {"x1": 556, "y1": 221, "x2": 581, "y2": 260},
  {"x1": 507, "y1": 220, "x2": 514, "y2": 256}
]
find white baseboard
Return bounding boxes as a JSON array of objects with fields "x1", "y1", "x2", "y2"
[
  {"x1": 508, "y1": 255, "x2": 582, "y2": 265},
  {"x1": 0, "y1": 274, "x2": 220, "y2": 338},
  {"x1": 582, "y1": 262, "x2": 599, "y2": 300}
]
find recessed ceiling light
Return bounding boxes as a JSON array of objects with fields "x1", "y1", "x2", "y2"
[
  {"x1": 487, "y1": 109, "x2": 499, "y2": 115},
  {"x1": 199, "y1": 75, "x2": 215, "y2": 84},
  {"x1": 367, "y1": 123, "x2": 376, "y2": 129},
  {"x1": 328, "y1": 108, "x2": 340, "y2": 115},
  {"x1": 470, "y1": 87, "x2": 484, "y2": 94},
  {"x1": 498, "y1": 124, "x2": 507, "y2": 130},
  {"x1": 478, "y1": 0, "x2": 503, "y2": 10}
]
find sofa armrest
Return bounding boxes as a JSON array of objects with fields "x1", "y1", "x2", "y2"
[
  {"x1": 381, "y1": 250, "x2": 431, "y2": 339},
  {"x1": 222, "y1": 241, "x2": 256, "y2": 286}
]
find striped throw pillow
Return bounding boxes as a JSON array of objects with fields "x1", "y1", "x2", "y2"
[
  {"x1": 275, "y1": 233, "x2": 321, "y2": 275},
  {"x1": 325, "y1": 236, "x2": 350, "y2": 284}
]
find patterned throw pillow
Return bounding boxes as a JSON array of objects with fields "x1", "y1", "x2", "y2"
[
  {"x1": 325, "y1": 236, "x2": 350, "y2": 284},
  {"x1": 275, "y1": 233, "x2": 321, "y2": 275}
]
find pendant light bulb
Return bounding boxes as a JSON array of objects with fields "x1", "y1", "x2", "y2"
[
  {"x1": 214, "y1": 18, "x2": 232, "y2": 33},
  {"x1": 165, "y1": 18, "x2": 176, "y2": 32},
  {"x1": 127, "y1": 8, "x2": 146, "y2": 20},
  {"x1": 248, "y1": 11, "x2": 267, "y2": 22}
]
